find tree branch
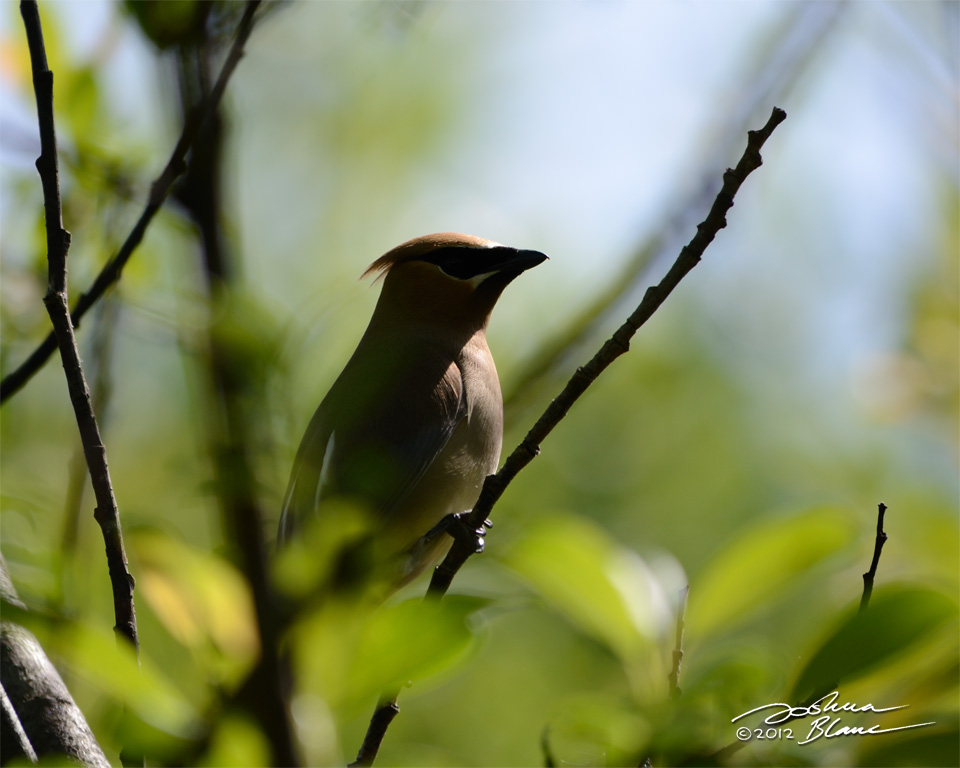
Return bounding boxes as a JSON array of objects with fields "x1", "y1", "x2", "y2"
[
  {"x1": 19, "y1": 0, "x2": 139, "y2": 653},
  {"x1": 349, "y1": 695, "x2": 399, "y2": 767},
  {"x1": 429, "y1": 106, "x2": 788, "y2": 599},
  {"x1": 859, "y1": 502, "x2": 888, "y2": 613},
  {"x1": 0, "y1": 0, "x2": 262, "y2": 405},
  {"x1": 1, "y1": 557, "x2": 110, "y2": 768}
]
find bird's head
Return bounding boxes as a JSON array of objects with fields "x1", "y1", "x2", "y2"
[{"x1": 363, "y1": 233, "x2": 548, "y2": 333}]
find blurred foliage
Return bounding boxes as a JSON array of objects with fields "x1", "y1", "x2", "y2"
[
  {"x1": 123, "y1": 0, "x2": 211, "y2": 51},
  {"x1": 1, "y1": 2, "x2": 957, "y2": 767}
]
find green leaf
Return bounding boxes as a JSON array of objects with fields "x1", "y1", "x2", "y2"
[
  {"x1": 294, "y1": 594, "x2": 485, "y2": 713},
  {"x1": 59, "y1": 621, "x2": 200, "y2": 740},
  {"x1": 687, "y1": 506, "x2": 857, "y2": 637},
  {"x1": 199, "y1": 714, "x2": 272, "y2": 768},
  {"x1": 501, "y1": 514, "x2": 673, "y2": 661},
  {"x1": 348, "y1": 595, "x2": 484, "y2": 698},
  {"x1": 61, "y1": 67, "x2": 100, "y2": 138},
  {"x1": 123, "y1": 0, "x2": 207, "y2": 50},
  {"x1": 791, "y1": 585, "x2": 958, "y2": 700},
  {"x1": 546, "y1": 696, "x2": 651, "y2": 766},
  {"x1": 131, "y1": 530, "x2": 259, "y2": 687}
]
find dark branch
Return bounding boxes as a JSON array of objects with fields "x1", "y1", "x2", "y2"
[
  {"x1": 0, "y1": 0, "x2": 262, "y2": 405},
  {"x1": 349, "y1": 696, "x2": 399, "y2": 767},
  {"x1": 1, "y1": 557, "x2": 109, "y2": 768},
  {"x1": 19, "y1": 0, "x2": 139, "y2": 653},
  {"x1": 428, "y1": 106, "x2": 788, "y2": 600},
  {"x1": 859, "y1": 502, "x2": 888, "y2": 612},
  {"x1": 1, "y1": 625, "x2": 111, "y2": 768}
]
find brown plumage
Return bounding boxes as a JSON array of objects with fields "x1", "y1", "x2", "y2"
[{"x1": 279, "y1": 233, "x2": 547, "y2": 590}]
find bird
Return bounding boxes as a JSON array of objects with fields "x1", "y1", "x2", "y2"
[{"x1": 278, "y1": 233, "x2": 547, "y2": 593}]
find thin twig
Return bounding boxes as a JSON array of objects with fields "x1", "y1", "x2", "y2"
[
  {"x1": 859, "y1": 502, "x2": 888, "y2": 612},
  {"x1": 668, "y1": 585, "x2": 690, "y2": 698},
  {"x1": 349, "y1": 695, "x2": 399, "y2": 767},
  {"x1": 0, "y1": 0, "x2": 262, "y2": 405},
  {"x1": 19, "y1": 0, "x2": 139, "y2": 653},
  {"x1": 429, "y1": 106, "x2": 787, "y2": 600},
  {"x1": 60, "y1": 296, "x2": 120, "y2": 561}
]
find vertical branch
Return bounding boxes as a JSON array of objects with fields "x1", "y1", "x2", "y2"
[
  {"x1": 19, "y1": 0, "x2": 139, "y2": 653},
  {"x1": 61, "y1": 297, "x2": 120, "y2": 560},
  {"x1": 172, "y1": 6, "x2": 298, "y2": 762},
  {"x1": 859, "y1": 502, "x2": 888, "y2": 612}
]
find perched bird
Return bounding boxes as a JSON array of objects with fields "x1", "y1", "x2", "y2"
[{"x1": 278, "y1": 233, "x2": 547, "y2": 591}]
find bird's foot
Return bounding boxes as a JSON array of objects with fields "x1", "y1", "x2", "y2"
[{"x1": 423, "y1": 512, "x2": 491, "y2": 554}]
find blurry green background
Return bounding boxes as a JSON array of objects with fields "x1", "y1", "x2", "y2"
[{"x1": 1, "y1": 2, "x2": 957, "y2": 766}]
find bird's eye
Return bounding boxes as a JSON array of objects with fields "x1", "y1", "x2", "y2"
[{"x1": 426, "y1": 248, "x2": 476, "y2": 280}]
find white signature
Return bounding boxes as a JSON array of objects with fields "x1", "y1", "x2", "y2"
[{"x1": 731, "y1": 691, "x2": 935, "y2": 746}]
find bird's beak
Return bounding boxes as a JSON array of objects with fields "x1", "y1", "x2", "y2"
[{"x1": 491, "y1": 248, "x2": 549, "y2": 275}]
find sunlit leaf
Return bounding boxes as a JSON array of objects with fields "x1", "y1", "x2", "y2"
[
  {"x1": 687, "y1": 506, "x2": 858, "y2": 637},
  {"x1": 546, "y1": 696, "x2": 651, "y2": 766},
  {"x1": 131, "y1": 530, "x2": 259, "y2": 685},
  {"x1": 60, "y1": 67, "x2": 100, "y2": 138},
  {"x1": 198, "y1": 714, "x2": 272, "y2": 768},
  {"x1": 59, "y1": 622, "x2": 200, "y2": 739},
  {"x1": 502, "y1": 514, "x2": 673, "y2": 661},
  {"x1": 293, "y1": 594, "x2": 484, "y2": 713},
  {"x1": 350, "y1": 595, "x2": 483, "y2": 693},
  {"x1": 790, "y1": 585, "x2": 958, "y2": 700}
]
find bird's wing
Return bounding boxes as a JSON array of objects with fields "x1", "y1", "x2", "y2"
[{"x1": 278, "y1": 347, "x2": 465, "y2": 547}]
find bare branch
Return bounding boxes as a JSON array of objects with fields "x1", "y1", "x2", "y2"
[
  {"x1": 1, "y1": 0, "x2": 262, "y2": 404},
  {"x1": 349, "y1": 695, "x2": 399, "y2": 767},
  {"x1": 859, "y1": 503, "x2": 888, "y2": 612},
  {"x1": 19, "y1": 0, "x2": 139, "y2": 653}
]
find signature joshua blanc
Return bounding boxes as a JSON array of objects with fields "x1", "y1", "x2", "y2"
[{"x1": 731, "y1": 691, "x2": 935, "y2": 745}]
